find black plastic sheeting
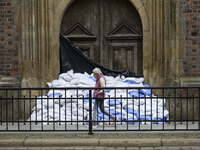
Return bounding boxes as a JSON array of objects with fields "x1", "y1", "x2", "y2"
[{"x1": 60, "y1": 34, "x2": 142, "y2": 77}]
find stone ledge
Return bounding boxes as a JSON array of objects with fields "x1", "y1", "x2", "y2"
[
  {"x1": 0, "y1": 139, "x2": 24, "y2": 147},
  {"x1": 23, "y1": 139, "x2": 99, "y2": 147},
  {"x1": 162, "y1": 139, "x2": 200, "y2": 146},
  {"x1": 179, "y1": 77, "x2": 200, "y2": 86},
  {"x1": 99, "y1": 139, "x2": 161, "y2": 147},
  {"x1": 0, "y1": 76, "x2": 20, "y2": 87}
]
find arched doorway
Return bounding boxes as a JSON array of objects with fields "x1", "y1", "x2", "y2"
[{"x1": 60, "y1": 0, "x2": 143, "y2": 75}]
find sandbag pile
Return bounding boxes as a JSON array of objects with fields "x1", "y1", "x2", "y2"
[{"x1": 28, "y1": 70, "x2": 169, "y2": 125}]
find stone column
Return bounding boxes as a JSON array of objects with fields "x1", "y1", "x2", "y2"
[{"x1": 0, "y1": 77, "x2": 20, "y2": 121}]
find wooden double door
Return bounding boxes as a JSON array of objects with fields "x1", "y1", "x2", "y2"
[{"x1": 60, "y1": 0, "x2": 143, "y2": 75}]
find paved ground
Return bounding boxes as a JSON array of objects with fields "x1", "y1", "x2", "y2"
[{"x1": 0, "y1": 122, "x2": 200, "y2": 149}]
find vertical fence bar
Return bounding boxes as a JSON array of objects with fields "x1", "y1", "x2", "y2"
[
  {"x1": 88, "y1": 90, "x2": 93, "y2": 135},
  {"x1": 12, "y1": 96, "x2": 14, "y2": 125},
  {"x1": 47, "y1": 95, "x2": 49, "y2": 125},
  {"x1": 0, "y1": 95, "x2": 2, "y2": 125},
  {"x1": 126, "y1": 89, "x2": 128, "y2": 130},
  {"x1": 35, "y1": 96, "x2": 37, "y2": 125},
  {"x1": 41, "y1": 90, "x2": 43, "y2": 130},
  {"x1": 162, "y1": 89, "x2": 164, "y2": 130},
  {"x1": 71, "y1": 95, "x2": 72, "y2": 125},
  {"x1": 186, "y1": 88, "x2": 188, "y2": 130},
  {"x1": 180, "y1": 95, "x2": 182, "y2": 124},
  {"x1": 192, "y1": 94, "x2": 194, "y2": 124},
  {"x1": 174, "y1": 88, "x2": 176, "y2": 130},
  {"x1": 53, "y1": 89, "x2": 55, "y2": 131},
  {"x1": 139, "y1": 88, "x2": 140, "y2": 131},
  {"x1": 121, "y1": 95, "x2": 122, "y2": 125},
  {"x1": 18, "y1": 90, "x2": 20, "y2": 131},
  {"x1": 6, "y1": 90, "x2": 8, "y2": 130},
  {"x1": 24, "y1": 95, "x2": 25, "y2": 125},
  {"x1": 151, "y1": 89, "x2": 152, "y2": 130},
  {"x1": 30, "y1": 90, "x2": 31, "y2": 131},
  {"x1": 65, "y1": 89, "x2": 67, "y2": 130},
  {"x1": 168, "y1": 94, "x2": 170, "y2": 124},
  {"x1": 145, "y1": 95, "x2": 146, "y2": 125},
  {"x1": 199, "y1": 88, "x2": 200, "y2": 130},
  {"x1": 77, "y1": 89, "x2": 78, "y2": 130}
]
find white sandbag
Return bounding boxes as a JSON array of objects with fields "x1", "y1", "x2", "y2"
[
  {"x1": 84, "y1": 102, "x2": 94, "y2": 110},
  {"x1": 70, "y1": 79, "x2": 79, "y2": 85},
  {"x1": 122, "y1": 77, "x2": 144, "y2": 84},
  {"x1": 152, "y1": 110, "x2": 169, "y2": 120},
  {"x1": 71, "y1": 73, "x2": 84, "y2": 79},
  {"x1": 72, "y1": 108, "x2": 87, "y2": 118},
  {"x1": 58, "y1": 72, "x2": 73, "y2": 82},
  {"x1": 122, "y1": 99, "x2": 137, "y2": 108},
  {"x1": 79, "y1": 78, "x2": 91, "y2": 85},
  {"x1": 124, "y1": 114, "x2": 137, "y2": 120},
  {"x1": 125, "y1": 104, "x2": 138, "y2": 111},
  {"x1": 114, "y1": 75, "x2": 121, "y2": 81}
]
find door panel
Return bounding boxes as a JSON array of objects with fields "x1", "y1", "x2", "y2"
[{"x1": 60, "y1": 0, "x2": 143, "y2": 75}]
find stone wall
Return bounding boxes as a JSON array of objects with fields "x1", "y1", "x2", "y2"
[{"x1": 0, "y1": 0, "x2": 20, "y2": 78}]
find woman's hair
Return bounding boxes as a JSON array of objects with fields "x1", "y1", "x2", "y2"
[{"x1": 92, "y1": 68, "x2": 102, "y2": 75}]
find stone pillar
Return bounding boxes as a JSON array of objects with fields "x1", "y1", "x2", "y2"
[{"x1": 0, "y1": 76, "x2": 20, "y2": 121}]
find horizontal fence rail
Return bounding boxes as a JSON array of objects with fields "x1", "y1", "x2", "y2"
[{"x1": 0, "y1": 86, "x2": 200, "y2": 134}]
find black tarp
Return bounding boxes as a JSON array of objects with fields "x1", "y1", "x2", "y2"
[{"x1": 60, "y1": 34, "x2": 142, "y2": 77}]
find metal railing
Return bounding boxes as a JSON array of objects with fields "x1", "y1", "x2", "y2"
[{"x1": 0, "y1": 86, "x2": 199, "y2": 134}]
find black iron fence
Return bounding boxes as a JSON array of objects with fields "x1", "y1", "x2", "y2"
[{"x1": 0, "y1": 86, "x2": 199, "y2": 134}]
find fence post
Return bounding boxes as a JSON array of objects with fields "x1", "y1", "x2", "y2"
[{"x1": 88, "y1": 90, "x2": 93, "y2": 135}]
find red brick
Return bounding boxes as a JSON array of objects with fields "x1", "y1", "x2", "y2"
[
  {"x1": 0, "y1": 3, "x2": 6, "y2": 6},
  {"x1": 186, "y1": 33, "x2": 191, "y2": 36},
  {"x1": 190, "y1": 13, "x2": 199, "y2": 16},
  {"x1": 6, "y1": 22, "x2": 14, "y2": 26},
  {"x1": 11, "y1": 65, "x2": 20, "y2": 68},
  {"x1": 189, "y1": 60, "x2": 198, "y2": 64},
  {"x1": 0, "y1": 10, "x2": 6, "y2": 14},
  {"x1": 12, "y1": 41, "x2": 18, "y2": 45},
  {"x1": 11, "y1": 72, "x2": 20, "y2": 76},
  {"x1": 5, "y1": 37, "x2": 13, "y2": 41},
  {"x1": 4, "y1": 6, "x2": 13, "y2": 10},
  {"x1": 15, "y1": 26, "x2": 20, "y2": 30},
  {"x1": 0, "y1": 41, "x2": 7, "y2": 45},
  {"x1": 5, "y1": 61, "x2": 13, "y2": 64},
  {"x1": 190, "y1": 69, "x2": 199, "y2": 73},
  {"x1": 0, "y1": 26, "x2": 7, "y2": 29},
  {"x1": 4, "y1": 29, "x2": 14, "y2": 34},
  {"x1": 190, "y1": 21, "x2": 199, "y2": 25},
  {"x1": 0, "y1": 33, "x2": 6, "y2": 37},
  {"x1": 190, "y1": 45, "x2": 199, "y2": 48},
  {"x1": 186, "y1": 17, "x2": 192, "y2": 20},
  {"x1": 190, "y1": 53, "x2": 199, "y2": 56},
  {"x1": 186, "y1": 25, "x2": 192, "y2": 28},
  {"x1": 11, "y1": 57, "x2": 18, "y2": 61},
  {"x1": 5, "y1": 68, "x2": 13, "y2": 72},
  {"x1": 0, "y1": 18, "x2": 7, "y2": 22},
  {"x1": 4, "y1": 45, "x2": 13, "y2": 49}
]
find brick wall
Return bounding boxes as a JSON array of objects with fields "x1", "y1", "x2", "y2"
[
  {"x1": 181, "y1": 0, "x2": 200, "y2": 77},
  {"x1": 0, "y1": 0, "x2": 20, "y2": 77}
]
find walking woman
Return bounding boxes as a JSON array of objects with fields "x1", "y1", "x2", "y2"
[{"x1": 91, "y1": 68, "x2": 118, "y2": 128}]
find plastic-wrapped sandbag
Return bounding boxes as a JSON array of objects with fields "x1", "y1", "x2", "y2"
[
  {"x1": 70, "y1": 79, "x2": 79, "y2": 85},
  {"x1": 107, "y1": 100, "x2": 121, "y2": 106},
  {"x1": 72, "y1": 108, "x2": 87, "y2": 118},
  {"x1": 152, "y1": 109, "x2": 169, "y2": 120},
  {"x1": 122, "y1": 77, "x2": 144, "y2": 84},
  {"x1": 58, "y1": 72, "x2": 73, "y2": 82}
]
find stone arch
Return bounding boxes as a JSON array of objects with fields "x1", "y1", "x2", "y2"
[
  {"x1": 53, "y1": 0, "x2": 150, "y2": 81},
  {"x1": 54, "y1": 0, "x2": 149, "y2": 34}
]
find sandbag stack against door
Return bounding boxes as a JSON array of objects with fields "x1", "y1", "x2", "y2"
[{"x1": 28, "y1": 70, "x2": 169, "y2": 125}]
